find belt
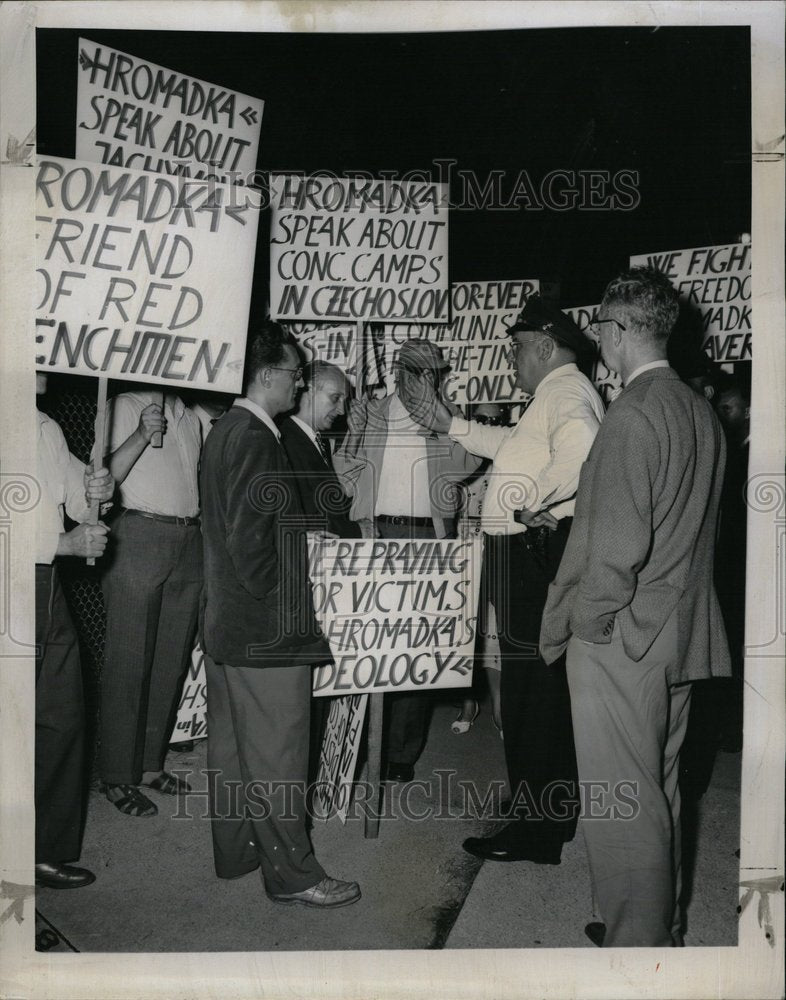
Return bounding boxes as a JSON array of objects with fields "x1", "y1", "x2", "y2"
[
  {"x1": 124, "y1": 508, "x2": 200, "y2": 527},
  {"x1": 377, "y1": 514, "x2": 433, "y2": 527},
  {"x1": 520, "y1": 516, "x2": 573, "y2": 556}
]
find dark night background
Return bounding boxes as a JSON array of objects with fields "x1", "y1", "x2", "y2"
[{"x1": 36, "y1": 26, "x2": 751, "y2": 312}]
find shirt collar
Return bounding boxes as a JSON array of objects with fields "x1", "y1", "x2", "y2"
[
  {"x1": 291, "y1": 414, "x2": 318, "y2": 446},
  {"x1": 234, "y1": 397, "x2": 281, "y2": 441},
  {"x1": 535, "y1": 362, "x2": 579, "y2": 395},
  {"x1": 626, "y1": 360, "x2": 670, "y2": 386}
]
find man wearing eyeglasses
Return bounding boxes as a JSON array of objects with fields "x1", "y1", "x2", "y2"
[
  {"x1": 403, "y1": 295, "x2": 604, "y2": 865},
  {"x1": 199, "y1": 321, "x2": 360, "y2": 909},
  {"x1": 540, "y1": 267, "x2": 730, "y2": 946}
]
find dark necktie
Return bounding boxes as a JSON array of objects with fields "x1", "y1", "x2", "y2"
[{"x1": 315, "y1": 432, "x2": 332, "y2": 468}]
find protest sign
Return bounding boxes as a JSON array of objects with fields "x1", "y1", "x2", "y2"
[
  {"x1": 269, "y1": 174, "x2": 449, "y2": 323},
  {"x1": 35, "y1": 156, "x2": 259, "y2": 393},
  {"x1": 170, "y1": 643, "x2": 207, "y2": 742},
  {"x1": 565, "y1": 303, "x2": 622, "y2": 405},
  {"x1": 284, "y1": 321, "x2": 382, "y2": 388},
  {"x1": 76, "y1": 38, "x2": 263, "y2": 185},
  {"x1": 310, "y1": 536, "x2": 483, "y2": 696},
  {"x1": 630, "y1": 243, "x2": 751, "y2": 362},
  {"x1": 313, "y1": 694, "x2": 368, "y2": 823},
  {"x1": 379, "y1": 279, "x2": 540, "y2": 403}
]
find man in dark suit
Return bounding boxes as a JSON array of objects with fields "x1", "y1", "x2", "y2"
[
  {"x1": 200, "y1": 322, "x2": 361, "y2": 909},
  {"x1": 278, "y1": 359, "x2": 360, "y2": 786},
  {"x1": 540, "y1": 267, "x2": 731, "y2": 947},
  {"x1": 278, "y1": 360, "x2": 359, "y2": 540}
]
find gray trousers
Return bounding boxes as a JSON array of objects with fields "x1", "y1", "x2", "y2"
[
  {"x1": 566, "y1": 617, "x2": 692, "y2": 947},
  {"x1": 100, "y1": 512, "x2": 202, "y2": 783},
  {"x1": 205, "y1": 655, "x2": 325, "y2": 894}
]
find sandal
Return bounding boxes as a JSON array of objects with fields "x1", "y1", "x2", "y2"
[
  {"x1": 451, "y1": 701, "x2": 480, "y2": 735},
  {"x1": 103, "y1": 783, "x2": 158, "y2": 817},
  {"x1": 142, "y1": 771, "x2": 192, "y2": 796}
]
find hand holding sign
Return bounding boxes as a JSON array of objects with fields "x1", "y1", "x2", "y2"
[
  {"x1": 83, "y1": 463, "x2": 114, "y2": 507},
  {"x1": 60, "y1": 521, "x2": 110, "y2": 559},
  {"x1": 137, "y1": 402, "x2": 167, "y2": 444}
]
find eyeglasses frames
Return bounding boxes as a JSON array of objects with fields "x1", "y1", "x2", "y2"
[
  {"x1": 268, "y1": 366, "x2": 304, "y2": 381},
  {"x1": 583, "y1": 318, "x2": 627, "y2": 337}
]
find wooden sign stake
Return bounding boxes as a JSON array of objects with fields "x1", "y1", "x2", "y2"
[
  {"x1": 354, "y1": 320, "x2": 386, "y2": 839},
  {"x1": 151, "y1": 389, "x2": 164, "y2": 448}
]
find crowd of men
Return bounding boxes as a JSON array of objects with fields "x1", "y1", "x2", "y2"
[{"x1": 35, "y1": 265, "x2": 746, "y2": 942}]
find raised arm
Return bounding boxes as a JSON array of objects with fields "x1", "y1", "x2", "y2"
[{"x1": 106, "y1": 398, "x2": 167, "y2": 485}]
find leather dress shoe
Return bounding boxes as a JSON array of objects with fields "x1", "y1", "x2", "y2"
[
  {"x1": 385, "y1": 762, "x2": 415, "y2": 783},
  {"x1": 35, "y1": 862, "x2": 96, "y2": 889},
  {"x1": 585, "y1": 922, "x2": 606, "y2": 947},
  {"x1": 267, "y1": 875, "x2": 361, "y2": 909},
  {"x1": 462, "y1": 833, "x2": 561, "y2": 865}
]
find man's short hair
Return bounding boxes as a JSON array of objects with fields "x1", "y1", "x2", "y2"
[
  {"x1": 601, "y1": 266, "x2": 680, "y2": 344},
  {"x1": 302, "y1": 360, "x2": 345, "y2": 391},
  {"x1": 244, "y1": 320, "x2": 293, "y2": 386}
]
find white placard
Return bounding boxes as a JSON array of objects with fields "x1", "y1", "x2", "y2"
[
  {"x1": 270, "y1": 174, "x2": 449, "y2": 323},
  {"x1": 380, "y1": 279, "x2": 540, "y2": 403},
  {"x1": 310, "y1": 536, "x2": 483, "y2": 696},
  {"x1": 630, "y1": 243, "x2": 751, "y2": 362},
  {"x1": 313, "y1": 694, "x2": 367, "y2": 823},
  {"x1": 76, "y1": 38, "x2": 263, "y2": 185},
  {"x1": 35, "y1": 156, "x2": 258, "y2": 392},
  {"x1": 170, "y1": 643, "x2": 208, "y2": 742}
]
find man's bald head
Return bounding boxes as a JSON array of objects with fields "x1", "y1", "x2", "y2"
[{"x1": 297, "y1": 361, "x2": 350, "y2": 432}]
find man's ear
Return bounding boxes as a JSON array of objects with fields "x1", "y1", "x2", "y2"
[{"x1": 538, "y1": 336, "x2": 555, "y2": 361}]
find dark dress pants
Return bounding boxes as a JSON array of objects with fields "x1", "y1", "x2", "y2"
[
  {"x1": 205, "y1": 655, "x2": 325, "y2": 894},
  {"x1": 35, "y1": 564, "x2": 85, "y2": 863},
  {"x1": 100, "y1": 513, "x2": 202, "y2": 784},
  {"x1": 486, "y1": 523, "x2": 579, "y2": 853},
  {"x1": 375, "y1": 518, "x2": 436, "y2": 767}
]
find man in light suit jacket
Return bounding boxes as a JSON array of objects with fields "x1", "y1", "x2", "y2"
[
  {"x1": 200, "y1": 322, "x2": 360, "y2": 909},
  {"x1": 540, "y1": 267, "x2": 731, "y2": 947},
  {"x1": 333, "y1": 339, "x2": 482, "y2": 781}
]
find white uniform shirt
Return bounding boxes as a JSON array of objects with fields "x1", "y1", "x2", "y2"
[
  {"x1": 107, "y1": 391, "x2": 200, "y2": 517},
  {"x1": 37, "y1": 411, "x2": 89, "y2": 563},
  {"x1": 449, "y1": 363, "x2": 604, "y2": 535}
]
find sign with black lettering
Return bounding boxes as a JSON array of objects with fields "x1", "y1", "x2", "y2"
[
  {"x1": 630, "y1": 244, "x2": 752, "y2": 362},
  {"x1": 565, "y1": 304, "x2": 622, "y2": 406},
  {"x1": 35, "y1": 156, "x2": 258, "y2": 392},
  {"x1": 309, "y1": 537, "x2": 482, "y2": 696},
  {"x1": 380, "y1": 279, "x2": 540, "y2": 403},
  {"x1": 284, "y1": 321, "x2": 382, "y2": 388},
  {"x1": 313, "y1": 694, "x2": 367, "y2": 823},
  {"x1": 170, "y1": 642, "x2": 207, "y2": 742},
  {"x1": 76, "y1": 38, "x2": 263, "y2": 184},
  {"x1": 269, "y1": 174, "x2": 449, "y2": 322}
]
